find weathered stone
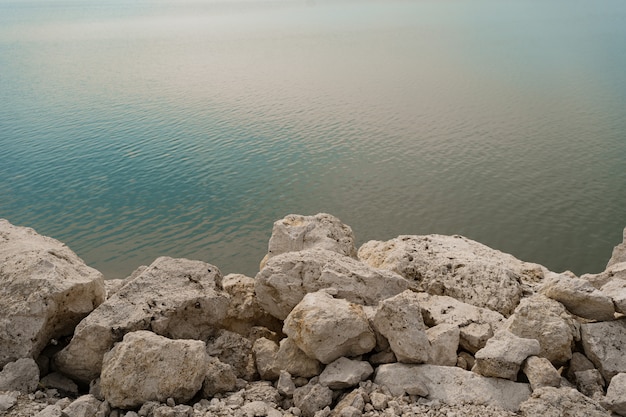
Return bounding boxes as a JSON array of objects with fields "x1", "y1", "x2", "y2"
[
  {"x1": 152, "y1": 405, "x2": 193, "y2": 417},
  {"x1": 368, "y1": 350, "x2": 396, "y2": 365},
  {"x1": 372, "y1": 290, "x2": 430, "y2": 363},
  {"x1": 473, "y1": 330, "x2": 541, "y2": 381},
  {"x1": 244, "y1": 381, "x2": 281, "y2": 404},
  {"x1": 426, "y1": 323, "x2": 460, "y2": 366},
  {"x1": 416, "y1": 293, "x2": 504, "y2": 353},
  {"x1": 503, "y1": 294, "x2": 578, "y2": 366},
  {"x1": 274, "y1": 337, "x2": 322, "y2": 378},
  {"x1": 255, "y1": 249, "x2": 409, "y2": 320},
  {"x1": 277, "y1": 370, "x2": 296, "y2": 397},
  {"x1": 252, "y1": 337, "x2": 280, "y2": 381},
  {"x1": 54, "y1": 256, "x2": 227, "y2": 383},
  {"x1": 331, "y1": 389, "x2": 366, "y2": 417},
  {"x1": 0, "y1": 358, "x2": 39, "y2": 393},
  {"x1": 374, "y1": 363, "x2": 531, "y2": 411},
  {"x1": 576, "y1": 369, "x2": 605, "y2": 400},
  {"x1": 206, "y1": 330, "x2": 257, "y2": 381},
  {"x1": 283, "y1": 291, "x2": 376, "y2": 364},
  {"x1": 202, "y1": 357, "x2": 237, "y2": 397},
  {"x1": 103, "y1": 279, "x2": 127, "y2": 299},
  {"x1": 603, "y1": 372, "x2": 626, "y2": 415},
  {"x1": 100, "y1": 331, "x2": 209, "y2": 409},
  {"x1": 319, "y1": 357, "x2": 373, "y2": 389},
  {"x1": 456, "y1": 351, "x2": 475, "y2": 371},
  {"x1": 608, "y1": 227, "x2": 626, "y2": 268},
  {"x1": 261, "y1": 213, "x2": 358, "y2": 267},
  {"x1": 522, "y1": 356, "x2": 561, "y2": 391},
  {"x1": 581, "y1": 319, "x2": 626, "y2": 383},
  {"x1": 540, "y1": 272, "x2": 615, "y2": 321},
  {"x1": 358, "y1": 234, "x2": 545, "y2": 316},
  {"x1": 63, "y1": 394, "x2": 102, "y2": 417},
  {"x1": 600, "y1": 265, "x2": 626, "y2": 315},
  {"x1": 34, "y1": 404, "x2": 64, "y2": 417},
  {"x1": 239, "y1": 401, "x2": 281, "y2": 417},
  {"x1": 0, "y1": 219, "x2": 105, "y2": 368},
  {"x1": 293, "y1": 382, "x2": 333, "y2": 417},
  {"x1": 519, "y1": 387, "x2": 610, "y2": 417},
  {"x1": 40, "y1": 372, "x2": 79, "y2": 396},
  {"x1": 0, "y1": 391, "x2": 18, "y2": 413}
]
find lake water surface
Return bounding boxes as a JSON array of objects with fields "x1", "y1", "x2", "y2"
[{"x1": 1, "y1": 0, "x2": 625, "y2": 278}]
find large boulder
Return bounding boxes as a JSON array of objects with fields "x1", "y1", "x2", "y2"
[
  {"x1": 608, "y1": 227, "x2": 626, "y2": 268},
  {"x1": 0, "y1": 220, "x2": 105, "y2": 368},
  {"x1": 473, "y1": 330, "x2": 541, "y2": 381},
  {"x1": 100, "y1": 331, "x2": 209, "y2": 409},
  {"x1": 260, "y1": 213, "x2": 358, "y2": 269},
  {"x1": 358, "y1": 234, "x2": 545, "y2": 316},
  {"x1": 54, "y1": 256, "x2": 228, "y2": 383},
  {"x1": 283, "y1": 290, "x2": 376, "y2": 364},
  {"x1": 581, "y1": 319, "x2": 626, "y2": 383},
  {"x1": 519, "y1": 387, "x2": 610, "y2": 417},
  {"x1": 255, "y1": 249, "x2": 409, "y2": 320},
  {"x1": 374, "y1": 363, "x2": 531, "y2": 411}
]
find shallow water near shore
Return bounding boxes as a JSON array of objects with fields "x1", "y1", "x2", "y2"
[{"x1": 1, "y1": 0, "x2": 625, "y2": 279}]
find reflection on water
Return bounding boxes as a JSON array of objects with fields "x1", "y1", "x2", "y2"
[{"x1": 1, "y1": 0, "x2": 625, "y2": 278}]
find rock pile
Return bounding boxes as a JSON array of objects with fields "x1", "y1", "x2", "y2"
[{"x1": 2, "y1": 213, "x2": 626, "y2": 417}]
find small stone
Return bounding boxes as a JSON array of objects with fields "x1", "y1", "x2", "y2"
[{"x1": 277, "y1": 371, "x2": 296, "y2": 397}]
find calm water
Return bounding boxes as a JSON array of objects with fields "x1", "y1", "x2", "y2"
[{"x1": 1, "y1": 0, "x2": 625, "y2": 279}]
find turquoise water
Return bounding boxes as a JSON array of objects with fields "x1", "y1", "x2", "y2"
[{"x1": 1, "y1": 0, "x2": 625, "y2": 279}]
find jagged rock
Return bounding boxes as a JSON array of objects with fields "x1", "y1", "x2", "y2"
[
  {"x1": 239, "y1": 401, "x2": 282, "y2": 417},
  {"x1": 426, "y1": 323, "x2": 460, "y2": 366},
  {"x1": 0, "y1": 391, "x2": 18, "y2": 413},
  {"x1": 244, "y1": 381, "x2": 281, "y2": 404},
  {"x1": 581, "y1": 319, "x2": 626, "y2": 383},
  {"x1": 100, "y1": 331, "x2": 209, "y2": 409},
  {"x1": 519, "y1": 387, "x2": 611, "y2": 417},
  {"x1": 522, "y1": 356, "x2": 561, "y2": 391},
  {"x1": 503, "y1": 294, "x2": 578, "y2": 366},
  {"x1": 599, "y1": 264, "x2": 626, "y2": 314},
  {"x1": 274, "y1": 337, "x2": 322, "y2": 378},
  {"x1": 277, "y1": 371, "x2": 296, "y2": 397},
  {"x1": 252, "y1": 337, "x2": 280, "y2": 380},
  {"x1": 331, "y1": 389, "x2": 366, "y2": 417},
  {"x1": 576, "y1": 369, "x2": 605, "y2": 400},
  {"x1": 608, "y1": 227, "x2": 626, "y2": 268},
  {"x1": 540, "y1": 272, "x2": 615, "y2": 321},
  {"x1": 62, "y1": 394, "x2": 101, "y2": 417},
  {"x1": 368, "y1": 350, "x2": 396, "y2": 365},
  {"x1": 0, "y1": 358, "x2": 39, "y2": 393},
  {"x1": 255, "y1": 249, "x2": 409, "y2": 320},
  {"x1": 318, "y1": 357, "x2": 373, "y2": 389},
  {"x1": 567, "y1": 352, "x2": 597, "y2": 382},
  {"x1": 456, "y1": 351, "x2": 475, "y2": 371},
  {"x1": 358, "y1": 234, "x2": 545, "y2": 316},
  {"x1": 206, "y1": 330, "x2": 257, "y2": 381},
  {"x1": 416, "y1": 293, "x2": 504, "y2": 353},
  {"x1": 374, "y1": 363, "x2": 531, "y2": 411},
  {"x1": 103, "y1": 279, "x2": 127, "y2": 299},
  {"x1": 54, "y1": 256, "x2": 227, "y2": 383},
  {"x1": 293, "y1": 381, "x2": 333, "y2": 417},
  {"x1": 202, "y1": 357, "x2": 237, "y2": 397},
  {"x1": 261, "y1": 213, "x2": 358, "y2": 268},
  {"x1": 40, "y1": 372, "x2": 79, "y2": 396},
  {"x1": 283, "y1": 290, "x2": 376, "y2": 364},
  {"x1": 34, "y1": 404, "x2": 64, "y2": 417},
  {"x1": 372, "y1": 290, "x2": 430, "y2": 363},
  {"x1": 603, "y1": 372, "x2": 626, "y2": 416},
  {"x1": 473, "y1": 330, "x2": 541, "y2": 380},
  {"x1": 0, "y1": 219, "x2": 105, "y2": 368},
  {"x1": 152, "y1": 404, "x2": 193, "y2": 417}
]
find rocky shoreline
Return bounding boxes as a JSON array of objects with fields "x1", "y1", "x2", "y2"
[{"x1": 1, "y1": 214, "x2": 626, "y2": 417}]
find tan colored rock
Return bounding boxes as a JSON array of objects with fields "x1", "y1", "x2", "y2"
[
  {"x1": 252, "y1": 337, "x2": 280, "y2": 381},
  {"x1": 100, "y1": 331, "x2": 209, "y2": 409},
  {"x1": 576, "y1": 369, "x2": 605, "y2": 400},
  {"x1": 358, "y1": 234, "x2": 545, "y2": 316},
  {"x1": 318, "y1": 357, "x2": 373, "y2": 389},
  {"x1": 519, "y1": 387, "x2": 610, "y2": 417},
  {"x1": 206, "y1": 330, "x2": 257, "y2": 381},
  {"x1": 62, "y1": 394, "x2": 101, "y2": 417},
  {"x1": 293, "y1": 381, "x2": 333, "y2": 417},
  {"x1": 600, "y1": 263, "x2": 626, "y2": 314},
  {"x1": 608, "y1": 227, "x2": 626, "y2": 268},
  {"x1": 274, "y1": 337, "x2": 322, "y2": 378},
  {"x1": 54, "y1": 256, "x2": 227, "y2": 383},
  {"x1": 522, "y1": 356, "x2": 561, "y2": 391},
  {"x1": 202, "y1": 357, "x2": 237, "y2": 397},
  {"x1": 0, "y1": 358, "x2": 39, "y2": 393},
  {"x1": 581, "y1": 319, "x2": 626, "y2": 383},
  {"x1": 602, "y1": 372, "x2": 626, "y2": 415},
  {"x1": 283, "y1": 290, "x2": 376, "y2": 364},
  {"x1": 255, "y1": 249, "x2": 409, "y2": 320},
  {"x1": 426, "y1": 323, "x2": 460, "y2": 366},
  {"x1": 566, "y1": 352, "x2": 596, "y2": 383},
  {"x1": 473, "y1": 330, "x2": 541, "y2": 381},
  {"x1": 0, "y1": 219, "x2": 105, "y2": 368}
]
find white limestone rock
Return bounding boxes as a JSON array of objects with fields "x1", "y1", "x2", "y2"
[
  {"x1": 0, "y1": 219, "x2": 105, "y2": 368},
  {"x1": 519, "y1": 387, "x2": 611, "y2": 417},
  {"x1": 503, "y1": 294, "x2": 579, "y2": 366},
  {"x1": 100, "y1": 331, "x2": 209, "y2": 409},
  {"x1": 599, "y1": 263, "x2": 626, "y2": 314},
  {"x1": 581, "y1": 319, "x2": 626, "y2": 383},
  {"x1": 602, "y1": 372, "x2": 626, "y2": 416},
  {"x1": 293, "y1": 381, "x2": 333, "y2": 417},
  {"x1": 372, "y1": 290, "x2": 431, "y2": 364},
  {"x1": 426, "y1": 323, "x2": 460, "y2": 366},
  {"x1": 374, "y1": 363, "x2": 531, "y2": 411},
  {"x1": 0, "y1": 358, "x2": 39, "y2": 393},
  {"x1": 540, "y1": 272, "x2": 615, "y2": 321},
  {"x1": 62, "y1": 394, "x2": 101, "y2": 417},
  {"x1": 252, "y1": 337, "x2": 281, "y2": 381},
  {"x1": 255, "y1": 249, "x2": 409, "y2": 320},
  {"x1": 54, "y1": 256, "x2": 228, "y2": 383},
  {"x1": 283, "y1": 290, "x2": 376, "y2": 364},
  {"x1": 473, "y1": 330, "x2": 541, "y2": 381},
  {"x1": 608, "y1": 227, "x2": 626, "y2": 268},
  {"x1": 358, "y1": 234, "x2": 545, "y2": 316},
  {"x1": 274, "y1": 337, "x2": 322, "y2": 378},
  {"x1": 416, "y1": 293, "x2": 505, "y2": 353},
  {"x1": 522, "y1": 356, "x2": 561, "y2": 391},
  {"x1": 318, "y1": 357, "x2": 374, "y2": 389}
]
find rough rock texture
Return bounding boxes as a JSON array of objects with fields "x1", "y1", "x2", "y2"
[
  {"x1": 201, "y1": 357, "x2": 237, "y2": 397},
  {"x1": 252, "y1": 337, "x2": 280, "y2": 381},
  {"x1": 522, "y1": 356, "x2": 561, "y2": 391},
  {"x1": 293, "y1": 381, "x2": 333, "y2": 417},
  {"x1": 358, "y1": 234, "x2": 544, "y2": 316},
  {"x1": 0, "y1": 219, "x2": 105, "y2": 368},
  {"x1": 221, "y1": 274, "x2": 280, "y2": 335},
  {"x1": 372, "y1": 290, "x2": 431, "y2": 363},
  {"x1": 519, "y1": 387, "x2": 611, "y2": 417},
  {"x1": 567, "y1": 352, "x2": 597, "y2": 382},
  {"x1": 581, "y1": 319, "x2": 626, "y2": 383},
  {"x1": 261, "y1": 213, "x2": 358, "y2": 267},
  {"x1": 473, "y1": 330, "x2": 541, "y2": 381},
  {"x1": 62, "y1": 394, "x2": 101, "y2": 417},
  {"x1": 0, "y1": 358, "x2": 39, "y2": 393},
  {"x1": 540, "y1": 272, "x2": 615, "y2": 321},
  {"x1": 503, "y1": 294, "x2": 578, "y2": 365},
  {"x1": 318, "y1": 357, "x2": 373, "y2": 389},
  {"x1": 603, "y1": 372, "x2": 626, "y2": 416},
  {"x1": 255, "y1": 249, "x2": 409, "y2": 320},
  {"x1": 416, "y1": 293, "x2": 504, "y2": 353},
  {"x1": 54, "y1": 256, "x2": 227, "y2": 383},
  {"x1": 426, "y1": 323, "x2": 460, "y2": 366},
  {"x1": 273, "y1": 337, "x2": 322, "y2": 378},
  {"x1": 374, "y1": 363, "x2": 531, "y2": 411},
  {"x1": 206, "y1": 330, "x2": 257, "y2": 381},
  {"x1": 599, "y1": 264, "x2": 626, "y2": 314},
  {"x1": 283, "y1": 290, "x2": 376, "y2": 364},
  {"x1": 576, "y1": 369, "x2": 605, "y2": 400},
  {"x1": 608, "y1": 227, "x2": 626, "y2": 268},
  {"x1": 100, "y1": 331, "x2": 209, "y2": 409}
]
